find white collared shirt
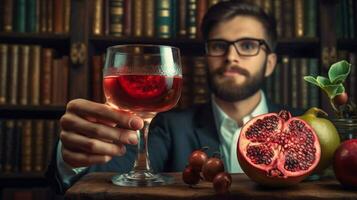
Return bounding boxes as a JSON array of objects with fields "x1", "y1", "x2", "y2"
[{"x1": 211, "y1": 90, "x2": 269, "y2": 173}]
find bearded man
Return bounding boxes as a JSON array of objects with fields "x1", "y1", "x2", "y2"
[{"x1": 47, "y1": 0, "x2": 301, "y2": 194}]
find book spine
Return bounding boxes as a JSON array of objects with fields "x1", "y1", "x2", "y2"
[
  {"x1": 186, "y1": 0, "x2": 197, "y2": 39},
  {"x1": 30, "y1": 46, "x2": 41, "y2": 105},
  {"x1": 9, "y1": 45, "x2": 19, "y2": 105},
  {"x1": 273, "y1": 0, "x2": 283, "y2": 38},
  {"x1": 304, "y1": 0, "x2": 316, "y2": 37},
  {"x1": 40, "y1": 0, "x2": 48, "y2": 32},
  {"x1": 15, "y1": 0, "x2": 26, "y2": 32},
  {"x1": 47, "y1": 0, "x2": 53, "y2": 32},
  {"x1": 45, "y1": 121, "x2": 55, "y2": 166},
  {"x1": 290, "y1": 58, "x2": 299, "y2": 108},
  {"x1": 92, "y1": 55, "x2": 104, "y2": 103},
  {"x1": 282, "y1": 0, "x2": 294, "y2": 38},
  {"x1": 21, "y1": 120, "x2": 32, "y2": 172},
  {"x1": 19, "y1": 45, "x2": 30, "y2": 105},
  {"x1": 93, "y1": 0, "x2": 104, "y2": 35},
  {"x1": 54, "y1": 0, "x2": 64, "y2": 33},
  {"x1": 4, "y1": 120, "x2": 15, "y2": 172},
  {"x1": 281, "y1": 56, "x2": 290, "y2": 105},
  {"x1": 308, "y1": 59, "x2": 320, "y2": 108},
  {"x1": 155, "y1": 0, "x2": 172, "y2": 38},
  {"x1": 123, "y1": 0, "x2": 132, "y2": 36},
  {"x1": 144, "y1": 0, "x2": 155, "y2": 37},
  {"x1": 294, "y1": 0, "x2": 304, "y2": 37},
  {"x1": 133, "y1": 0, "x2": 143, "y2": 37},
  {"x1": 26, "y1": 0, "x2": 38, "y2": 32},
  {"x1": 34, "y1": 120, "x2": 44, "y2": 172},
  {"x1": 192, "y1": 56, "x2": 209, "y2": 104},
  {"x1": 300, "y1": 58, "x2": 308, "y2": 109},
  {"x1": 61, "y1": 56, "x2": 69, "y2": 104},
  {"x1": 109, "y1": 0, "x2": 124, "y2": 37},
  {"x1": 41, "y1": 48, "x2": 53, "y2": 105},
  {"x1": 208, "y1": 0, "x2": 219, "y2": 8},
  {"x1": 64, "y1": 0, "x2": 71, "y2": 33},
  {"x1": 51, "y1": 58, "x2": 61, "y2": 105},
  {"x1": 0, "y1": 44, "x2": 8, "y2": 104},
  {"x1": 13, "y1": 121, "x2": 23, "y2": 172},
  {"x1": 178, "y1": 0, "x2": 187, "y2": 37},
  {"x1": 273, "y1": 63, "x2": 282, "y2": 104},
  {"x1": 3, "y1": 0, "x2": 14, "y2": 32}
]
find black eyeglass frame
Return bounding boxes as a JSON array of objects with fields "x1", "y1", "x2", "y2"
[{"x1": 205, "y1": 37, "x2": 272, "y2": 57}]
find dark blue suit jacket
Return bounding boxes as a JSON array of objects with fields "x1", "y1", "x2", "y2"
[{"x1": 46, "y1": 101, "x2": 303, "y2": 194}]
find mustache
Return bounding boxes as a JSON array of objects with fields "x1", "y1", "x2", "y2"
[{"x1": 213, "y1": 65, "x2": 250, "y2": 77}]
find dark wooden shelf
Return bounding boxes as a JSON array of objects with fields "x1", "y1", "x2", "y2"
[
  {"x1": 89, "y1": 36, "x2": 320, "y2": 57},
  {"x1": 0, "y1": 172, "x2": 48, "y2": 187},
  {"x1": 276, "y1": 37, "x2": 320, "y2": 57},
  {"x1": 0, "y1": 105, "x2": 65, "y2": 119},
  {"x1": 337, "y1": 38, "x2": 357, "y2": 51},
  {"x1": 0, "y1": 32, "x2": 70, "y2": 51},
  {"x1": 89, "y1": 36, "x2": 205, "y2": 55},
  {"x1": 0, "y1": 172, "x2": 45, "y2": 179}
]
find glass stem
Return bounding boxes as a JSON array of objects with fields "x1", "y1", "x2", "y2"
[{"x1": 133, "y1": 120, "x2": 151, "y2": 172}]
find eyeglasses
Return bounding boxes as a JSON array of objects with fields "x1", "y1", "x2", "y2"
[{"x1": 205, "y1": 38, "x2": 271, "y2": 57}]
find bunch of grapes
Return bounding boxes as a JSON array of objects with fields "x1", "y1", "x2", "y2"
[{"x1": 182, "y1": 148, "x2": 232, "y2": 194}]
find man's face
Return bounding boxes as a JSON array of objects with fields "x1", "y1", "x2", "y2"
[{"x1": 206, "y1": 16, "x2": 275, "y2": 102}]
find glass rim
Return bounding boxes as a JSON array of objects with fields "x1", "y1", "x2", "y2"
[{"x1": 107, "y1": 44, "x2": 180, "y2": 54}]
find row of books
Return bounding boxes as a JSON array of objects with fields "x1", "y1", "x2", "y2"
[
  {"x1": 92, "y1": 0, "x2": 317, "y2": 39},
  {"x1": 336, "y1": 0, "x2": 357, "y2": 39},
  {"x1": 0, "y1": 0, "x2": 71, "y2": 33},
  {"x1": 0, "y1": 119, "x2": 60, "y2": 174},
  {"x1": 265, "y1": 57, "x2": 320, "y2": 109},
  {"x1": 0, "y1": 44, "x2": 69, "y2": 106}
]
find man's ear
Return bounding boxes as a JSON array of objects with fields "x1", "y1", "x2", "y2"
[{"x1": 264, "y1": 53, "x2": 277, "y2": 77}]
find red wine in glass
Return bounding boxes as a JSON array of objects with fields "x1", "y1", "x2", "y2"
[
  {"x1": 103, "y1": 74, "x2": 182, "y2": 113},
  {"x1": 106, "y1": 45, "x2": 182, "y2": 187}
]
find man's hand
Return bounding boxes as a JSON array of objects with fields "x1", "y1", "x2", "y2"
[{"x1": 59, "y1": 99, "x2": 143, "y2": 168}]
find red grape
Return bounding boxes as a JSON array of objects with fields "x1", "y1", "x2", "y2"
[
  {"x1": 202, "y1": 157, "x2": 225, "y2": 182},
  {"x1": 182, "y1": 166, "x2": 200, "y2": 185},
  {"x1": 188, "y1": 150, "x2": 208, "y2": 172},
  {"x1": 213, "y1": 172, "x2": 232, "y2": 194}
]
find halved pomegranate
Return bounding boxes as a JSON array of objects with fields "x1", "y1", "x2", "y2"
[{"x1": 237, "y1": 110, "x2": 321, "y2": 187}]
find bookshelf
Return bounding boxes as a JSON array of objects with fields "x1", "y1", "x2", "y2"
[{"x1": 0, "y1": 0, "x2": 356, "y2": 199}]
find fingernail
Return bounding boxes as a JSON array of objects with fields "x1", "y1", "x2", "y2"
[
  {"x1": 129, "y1": 117, "x2": 143, "y2": 129},
  {"x1": 128, "y1": 133, "x2": 138, "y2": 145}
]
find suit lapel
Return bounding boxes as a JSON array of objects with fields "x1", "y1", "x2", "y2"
[{"x1": 193, "y1": 102, "x2": 220, "y2": 155}]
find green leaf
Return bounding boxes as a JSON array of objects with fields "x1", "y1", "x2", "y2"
[
  {"x1": 316, "y1": 76, "x2": 331, "y2": 87},
  {"x1": 335, "y1": 85, "x2": 345, "y2": 96},
  {"x1": 303, "y1": 76, "x2": 320, "y2": 87},
  {"x1": 321, "y1": 84, "x2": 344, "y2": 99},
  {"x1": 328, "y1": 60, "x2": 351, "y2": 84}
]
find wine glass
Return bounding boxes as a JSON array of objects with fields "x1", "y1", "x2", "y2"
[{"x1": 103, "y1": 44, "x2": 182, "y2": 186}]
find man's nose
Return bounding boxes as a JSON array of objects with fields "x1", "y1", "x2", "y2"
[{"x1": 226, "y1": 45, "x2": 240, "y2": 62}]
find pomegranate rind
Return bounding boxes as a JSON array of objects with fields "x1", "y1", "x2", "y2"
[{"x1": 237, "y1": 112, "x2": 321, "y2": 187}]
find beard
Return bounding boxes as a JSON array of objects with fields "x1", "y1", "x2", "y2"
[{"x1": 207, "y1": 59, "x2": 267, "y2": 102}]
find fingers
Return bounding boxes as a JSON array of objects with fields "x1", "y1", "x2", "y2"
[
  {"x1": 61, "y1": 113, "x2": 138, "y2": 145},
  {"x1": 61, "y1": 130, "x2": 127, "y2": 156},
  {"x1": 66, "y1": 99, "x2": 143, "y2": 130},
  {"x1": 62, "y1": 147, "x2": 113, "y2": 168}
]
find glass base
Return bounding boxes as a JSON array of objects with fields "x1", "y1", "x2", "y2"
[{"x1": 111, "y1": 171, "x2": 174, "y2": 186}]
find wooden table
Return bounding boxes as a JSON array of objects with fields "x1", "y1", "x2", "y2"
[{"x1": 65, "y1": 172, "x2": 357, "y2": 200}]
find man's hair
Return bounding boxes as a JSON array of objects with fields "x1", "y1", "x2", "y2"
[{"x1": 201, "y1": 0, "x2": 278, "y2": 51}]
